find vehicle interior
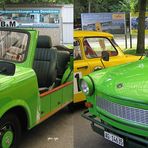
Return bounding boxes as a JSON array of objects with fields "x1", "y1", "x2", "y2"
[
  {"x1": 33, "y1": 35, "x2": 71, "y2": 94},
  {"x1": 83, "y1": 38, "x2": 118, "y2": 58},
  {"x1": 0, "y1": 31, "x2": 28, "y2": 62}
]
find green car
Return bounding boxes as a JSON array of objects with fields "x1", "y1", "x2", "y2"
[
  {"x1": 0, "y1": 28, "x2": 73, "y2": 148},
  {"x1": 80, "y1": 57, "x2": 148, "y2": 147}
]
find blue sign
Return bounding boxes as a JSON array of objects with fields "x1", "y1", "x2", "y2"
[
  {"x1": 0, "y1": 9, "x2": 60, "y2": 28},
  {"x1": 81, "y1": 13, "x2": 126, "y2": 34}
]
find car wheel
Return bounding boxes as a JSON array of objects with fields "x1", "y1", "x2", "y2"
[{"x1": 0, "y1": 113, "x2": 21, "y2": 148}]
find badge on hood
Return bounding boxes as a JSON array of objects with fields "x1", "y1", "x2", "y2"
[{"x1": 117, "y1": 83, "x2": 123, "y2": 88}]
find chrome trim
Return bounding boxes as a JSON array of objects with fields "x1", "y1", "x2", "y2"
[{"x1": 97, "y1": 97, "x2": 148, "y2": 125}]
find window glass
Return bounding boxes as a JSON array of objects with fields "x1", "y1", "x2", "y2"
[
  {"x1": 74, "y1": 39, "x2": 82, "y2": 60},
  {"x1": 83, "y1": 37, "x2": 118, "y2": 59},
  {"x1": 0, "y1": 31, "x2": 28, "y2": 62}
]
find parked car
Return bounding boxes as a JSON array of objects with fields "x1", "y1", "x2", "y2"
[
  {"x1": 0, "y1": 28, "x2": 73, "y2": 147},
  {"x1": 81, "y1": 57, "x2": 148, "y2": 147},
  {"x1": 74, "y1": 30, "x2": 143, "y2": 103}
]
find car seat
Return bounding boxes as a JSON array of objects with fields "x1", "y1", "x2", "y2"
[{"x1": 33, "y1": 36, "x2": 57, "y2": 90}]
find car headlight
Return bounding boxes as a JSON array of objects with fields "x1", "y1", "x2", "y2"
[{"x1": 79, "y1": 76, "x2": 94, "y2": 96}]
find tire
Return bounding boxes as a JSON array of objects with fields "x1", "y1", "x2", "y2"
[{"x1": 0, "y1": 113, "x2": 21, "y2": 148}]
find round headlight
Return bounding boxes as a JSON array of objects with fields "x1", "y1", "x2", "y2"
[
  {"x1": 80, "y1": 80, "x2": 90, "y2": 95},
  {"x1": 79, "y1": 76, "x2": 94, "y2": 96}
]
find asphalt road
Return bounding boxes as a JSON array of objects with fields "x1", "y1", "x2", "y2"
[
  {"x1": 73, "y1": 103, "x2": 120, "y2": 148},
  {"x1": 20, "y1": 108, "x2": 73, "y2": 148},
  {"x1": 20, "y1": 103, "x2": 120, "y2": 148}
]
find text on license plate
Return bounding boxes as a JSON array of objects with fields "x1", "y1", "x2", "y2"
[{"x1": 104, "y1": 131, "x2": 124, "y2": 147}]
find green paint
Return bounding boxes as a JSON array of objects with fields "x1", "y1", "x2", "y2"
[
  {"x1": 0, "y1": 28, "x2": 73, "y2": 134},
  {"x1": 82, "y1": 57, "x2": 148, "y2": 139},
  {"x1": 2, "y1": 131, "x2": 13, "y2": 148}
]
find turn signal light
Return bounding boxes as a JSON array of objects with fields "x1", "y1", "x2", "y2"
[{"x1": 85, "y1": 102, "x2": 93, "y2": 108}]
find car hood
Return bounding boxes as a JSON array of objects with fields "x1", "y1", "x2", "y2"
[
  {"x1": 90, "y1": 58, "x2": 148, "y2": 103},
  {"x1": 0, "y1": 65, "x2": 34, "y2": 90}
]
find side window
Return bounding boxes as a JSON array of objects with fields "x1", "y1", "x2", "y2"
[
  {"x1": 83, "y1": 37, "x2": 118, "y2": 59},
  {"x1": 74, "y1": 39, "x2": 82, "y2": 60}
]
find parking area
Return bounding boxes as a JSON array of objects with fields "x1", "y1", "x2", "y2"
[
  {"x1": 73, "y1": 104, "x2": 120, "y2": 148},
  {"x1": 20, "y1": 104, "x2": 120, "y2": 148},
  {"x1": 20, "y1": 108, "x2": 73, "y2": 148}
]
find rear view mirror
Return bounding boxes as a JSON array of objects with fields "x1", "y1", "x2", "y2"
[
  {"x1": 101, "y1": 51, "x2": 109, "y2": 61},
  {"x1": 0, "y1": 61, "x2": 15, "y2": 76}
]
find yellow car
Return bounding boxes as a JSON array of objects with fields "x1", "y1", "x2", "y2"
[{"x1": 74, "y1": 30, "x2": 142, "y2": 103}]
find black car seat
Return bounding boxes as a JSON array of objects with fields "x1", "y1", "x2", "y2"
[
  {"x1": 33, "y1": 35, "x2": 57, "y2": 89},
  {"x1": 57, "y1": 50, "x2": 70, "y2": 79}
]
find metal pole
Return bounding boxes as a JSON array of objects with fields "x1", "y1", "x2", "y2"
[
  {"x1": 88, "y1": 1, "x2": 91, "y2": 13},
  {"x1": 125, "y1": 13, "x2": 127, "y2": 49},
  {"x1": 129, "y1": 13, "x2": 132, "y2": 48}
]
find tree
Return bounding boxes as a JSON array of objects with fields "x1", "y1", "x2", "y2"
[
  {"x1": 136, "y1": 0, "x2": 147, "y2": 54},
  {"x1": 1, "y1": 0, "x2": 73, "y2": 4},
  {"x1": 74, "y1": 0, "x2": 139, "y2": 21}
]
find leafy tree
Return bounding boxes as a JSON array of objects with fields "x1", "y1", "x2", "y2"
[
  {"x1": 74, "y1": 0, "x2": 141, "y2": 21},
  {"x1": 1, "y1": 0, "x2": 73, "y2": 4}
]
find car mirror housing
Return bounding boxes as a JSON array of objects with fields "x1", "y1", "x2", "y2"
[
  {"x1": 101, "y1": 51, "x2": 109, "y2": 61},
  {"x1": 0, "y1": 61, "x2": 15, "y2": 76}
]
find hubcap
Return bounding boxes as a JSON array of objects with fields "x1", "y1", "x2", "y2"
[{"x1": 0, "y1": 125, "x2": 14, "y2": 148}]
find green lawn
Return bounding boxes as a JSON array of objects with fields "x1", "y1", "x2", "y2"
[{"x1": 123, "y1": 49, "x2": 148, "y2": 55}]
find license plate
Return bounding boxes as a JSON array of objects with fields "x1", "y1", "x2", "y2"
[{"x1": 104, "y1": 131, "x2": 124, "y2": 147}]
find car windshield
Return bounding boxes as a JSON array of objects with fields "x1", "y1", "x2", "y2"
[
  {"x1": 0, "y1": 30, "x2": 28, "y2": 62},
  {"x1": 83, "y1": 37, "x2": 118, "y2": 59}
]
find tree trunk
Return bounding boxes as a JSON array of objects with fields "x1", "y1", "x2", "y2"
[{"x1": 136, "y1": 0, "x2": 147, "y2": 54}]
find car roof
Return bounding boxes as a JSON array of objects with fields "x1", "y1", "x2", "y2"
[{"x1": 74, "y1": 30, "x2": 113, "y2": 38}]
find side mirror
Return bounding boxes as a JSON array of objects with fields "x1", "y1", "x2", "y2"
[
  {"x1": 101, "y1": 51, "x2": 109, "y2": 61},
  {"x1": 0, "y1": 61, "x2": 15, "y2": 76}
]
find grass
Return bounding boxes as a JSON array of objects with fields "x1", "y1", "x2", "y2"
[{"x1": 123, "y1": 49, "x2": 148, "y2": 55}]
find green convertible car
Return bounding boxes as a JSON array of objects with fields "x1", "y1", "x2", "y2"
[
  {"x1": 0, "y1": 28, "x2": 73, "y2": 147},
  {"x1": 80, "y1": 56, "x2": 148, "y2": 147}
]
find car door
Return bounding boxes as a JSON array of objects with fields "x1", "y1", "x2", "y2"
[{"x1": 74, "y1": 38, "x2": 91, "y2": 103}]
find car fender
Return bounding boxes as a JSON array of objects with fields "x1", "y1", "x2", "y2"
[{"x1": 0, "y1": 99, "x2": 33, "y2": 129}]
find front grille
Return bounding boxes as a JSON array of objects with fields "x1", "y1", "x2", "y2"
[{"x1": 97, "y1": 97, "x2": 148, "y2": 126}]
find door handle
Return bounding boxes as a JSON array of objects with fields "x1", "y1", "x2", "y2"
[{"x1": 77, "y1": 66, "x2": 88, "y2": 70}]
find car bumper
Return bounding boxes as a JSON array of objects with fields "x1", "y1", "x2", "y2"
[{"x1": 82, "y1": 110, "x2": 148, "y2": 148}]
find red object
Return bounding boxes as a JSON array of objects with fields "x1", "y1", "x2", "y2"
[{"x1": 85, "y1": 102, "x2": 93, "y2": 108}]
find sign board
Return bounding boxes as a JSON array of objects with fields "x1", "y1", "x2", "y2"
[
  {"x1": 130, "y1": 12, "x2": 148, "y2": 34},
  {"x1": 81, "y1": 13, "x2": 126, "y2": 34},
  {"x1": 0, "y1": 9, "x2": 60, "y2": 28}
]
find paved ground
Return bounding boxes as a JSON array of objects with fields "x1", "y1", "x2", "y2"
[
  {"x1": 73, "y1": 103, "x2": 120, "y2": 148},
  {"x1": 20, "y1": 108, "x2": 73, "y2": 148},
  {"x1": 20, "y1": 103, "x2": 120, "y2": 148}
]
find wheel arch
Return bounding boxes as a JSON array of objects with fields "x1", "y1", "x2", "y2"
[
  {"x1": 2, "y1": 106, "x2": 29, "y2": 131},
  {"x1": 0, "y1": 101, "x2": 33, "y2": 130}
]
